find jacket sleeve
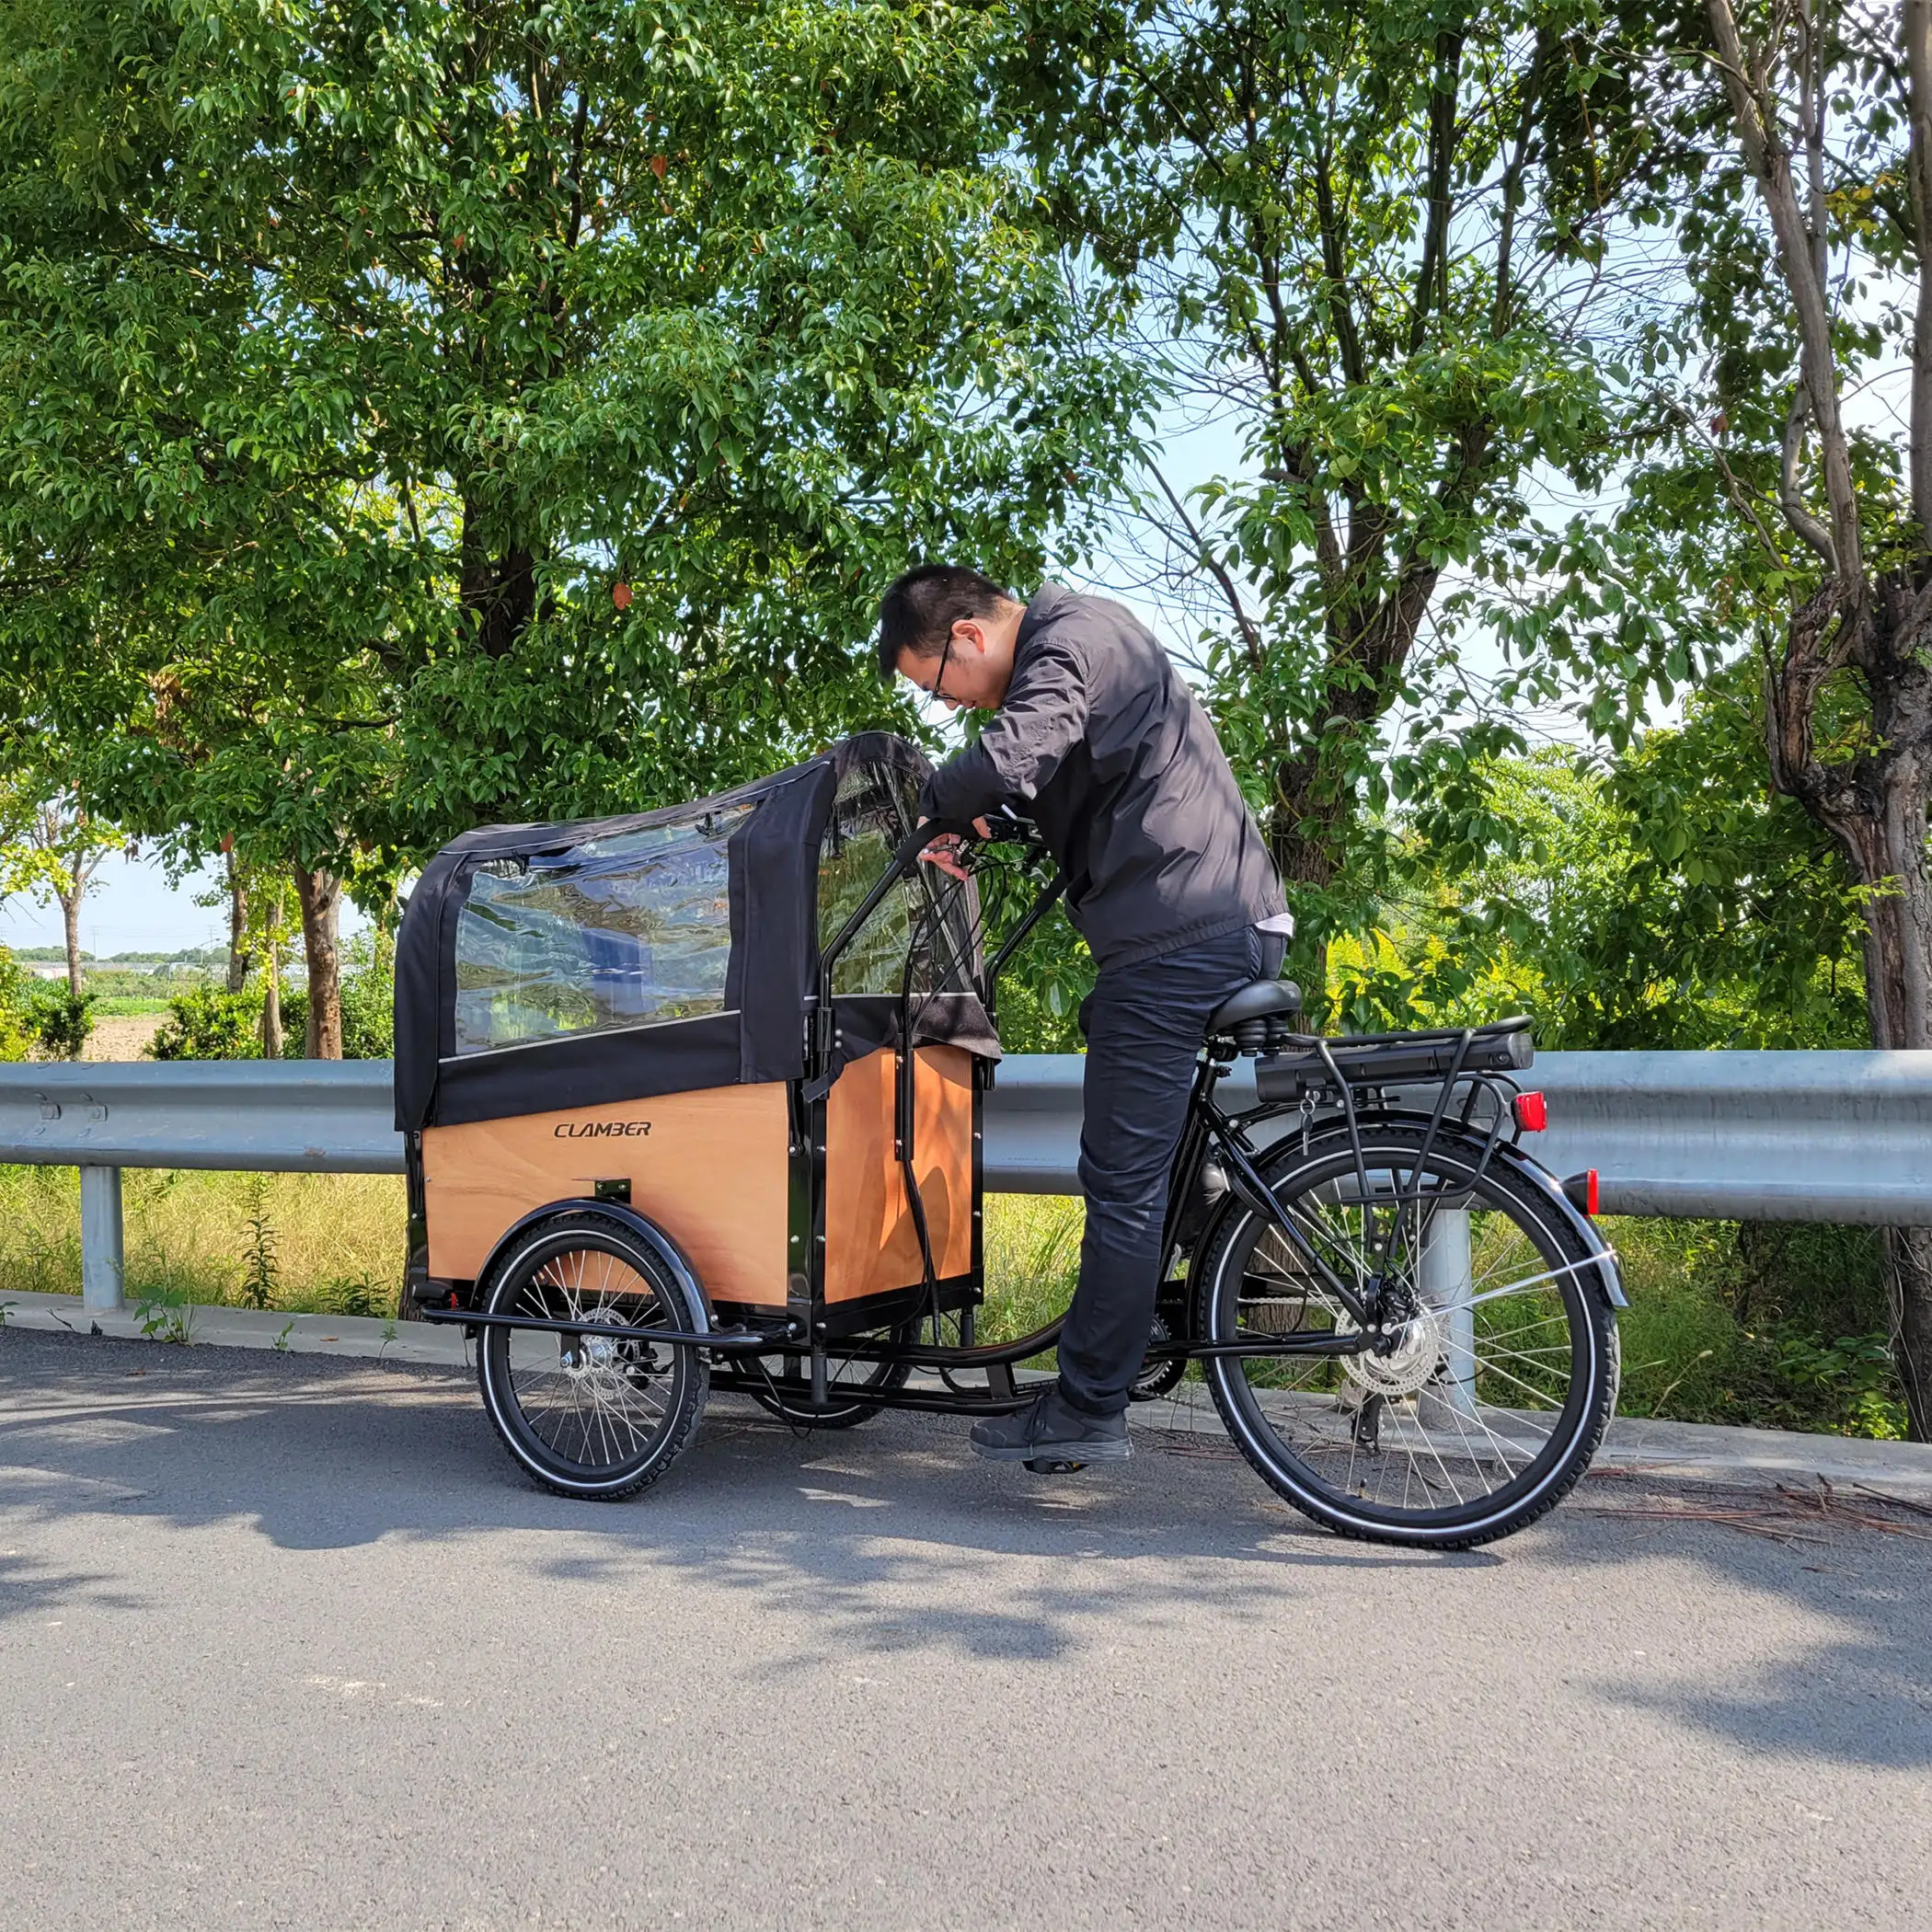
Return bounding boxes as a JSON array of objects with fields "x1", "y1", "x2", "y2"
[{"x1": 920, "y1": 631, "x2": 1090, "y2": 823}]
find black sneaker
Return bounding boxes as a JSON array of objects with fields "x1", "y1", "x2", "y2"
[{"x1": 970, "y1": 1386, "x2": 1131, "y2": 1471}]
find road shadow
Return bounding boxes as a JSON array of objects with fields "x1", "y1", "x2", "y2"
[
  {"x1": 0, "y1": 1327, "x2": 1425, "y2": 1660},
  {"x1": 1529, "y1": 1471, "x2": 1932, "y2": 1770},
  {"x1": 3, "y1": 1324, "x2": 1928, "y2": 1771}
]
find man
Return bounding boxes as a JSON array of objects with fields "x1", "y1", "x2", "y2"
[{"x1": 877, "y1": 565, "x2": 1289, "y2": 1466}]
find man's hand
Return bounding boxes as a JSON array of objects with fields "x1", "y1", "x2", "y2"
[{"x1": 916, "y1": 815, "x2": 991, "y2": 881}]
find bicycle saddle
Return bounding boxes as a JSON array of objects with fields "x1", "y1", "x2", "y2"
[{"x1": 1206, "y1": 979, "x2": 1305, "y2": 1046}]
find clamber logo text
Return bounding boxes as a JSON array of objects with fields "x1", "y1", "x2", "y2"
[{"x1": 552, "y1": 1120, "x2": 653, "y2": 1138}]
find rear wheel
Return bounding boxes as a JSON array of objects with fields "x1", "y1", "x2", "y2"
[
  {"x1": 1195, "y1": 1125, "x2": 1618, "y2": 1548},
  {"x1": 476, "y1": 1212, "x2": 708, "y2": 1500}
]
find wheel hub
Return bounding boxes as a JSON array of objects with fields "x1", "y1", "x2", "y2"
[
  {"x1": 1339, "y1": 1306, "x2": 1444, "y2": 1398},
  {"x1": 559, "y1": 1309, "x2": 632, "y2": 1388}
]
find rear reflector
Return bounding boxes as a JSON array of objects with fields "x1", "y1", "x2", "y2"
[
  {"x1": 1562, "y1": 1169, "x2": 1600, "y2": 1217},
  {"x1": 1512, "y1": 1091, "x2": 1547, "y2": 1133}
]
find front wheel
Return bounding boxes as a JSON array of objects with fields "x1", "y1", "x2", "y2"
[
  {"x1": 1195, "y1": 1125, "x2": 1619, "y2": 1549},
  {"x1": 477, "y1": 1212, "x2": 709, "y2": 1500}
]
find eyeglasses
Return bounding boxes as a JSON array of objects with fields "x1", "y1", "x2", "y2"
[{"x1": 929, "y1": 630, "x2": 955, "y2": 707}]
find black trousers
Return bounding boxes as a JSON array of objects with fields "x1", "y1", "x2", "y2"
[{"x1": 1056, "y1": 926, "x2": 1282, "y2": 1416}]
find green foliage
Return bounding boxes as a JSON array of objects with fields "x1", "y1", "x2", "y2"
[
  {"x1": 1609, "y1": 1215, "x2": 1906, "y2": 1437},
  {"x1": 973, "y1": 845, "x2": 1094, "y2": 1052},
  {"x1": 238, "y1": 1175, "x2": 280, "y2": 1312},
  {"x1": 149, "y1": 986, "x2": 261, "y2": 1062},
  {"x1": 132, "y1": 1287, "x2": 192, "y2": 1345},
  {"x1": 0, "y1": 946, "x2": 33, "y2": 1060},
  {"x1": 25, "y1": 983, "x2": 95, "y2": 1059},
  {"x1": 0, "y1": 1166, "x2": 405, "y2": 1311},
  {"x1": 324, "y1": 1271, "x2": 390, "y2": 1321},
  {"x1": 1321, "y1": 661, "x2": 1868, "y2": 1046},
  {"x1": 0, "y1": 0, "x2": 1142, "y2": 909},
  {"x1": 0, "y1": 773, "x2": 128, "y2": 961},
  {"x1": 1005, "y1": 0, "x2": 1650, "y2": 964}
]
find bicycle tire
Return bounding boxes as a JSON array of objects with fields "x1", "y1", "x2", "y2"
[
  {"x1": 476, "y1": 1211, "x2": 709, "y2": 1501},
  {"x1": 1195, "y1": 1123, "x2": 1619, "y2": 1549},
  {"x1": 742, "y1": 1326, "x2": 916, "y2": 1428}
]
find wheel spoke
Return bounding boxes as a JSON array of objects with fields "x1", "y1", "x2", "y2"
[
  {"x1": 1204, "y1": 1133, "x2": 1613, "y2": 1541},
  {"x1": 482, "y1": 1233, "x2": 702, "y2": 1488}
]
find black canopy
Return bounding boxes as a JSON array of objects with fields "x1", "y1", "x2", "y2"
[{"x1": 394, "y1": 733, "x2": 995, "y2": 1132}]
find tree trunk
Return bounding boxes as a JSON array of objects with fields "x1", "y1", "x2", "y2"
[
  {"x1": 261, "y1": 931, "x2": 282, "y2": 1059},
  {"x1": 226, "y1": 856, "x2": 251, "y2": 995},
  {"x1": 1886, "y1": 1229, "x2": 1932, "y2": 1442},
  {"x1": 293, "y1": 860, "x2": 343, "y2": 1059},
  {"x1": 60, "y1": 889, "x2": 83, "y2": 995},
  {"x1": 1763, "y1": 585, "x2": 1932, "y2": 1438}
]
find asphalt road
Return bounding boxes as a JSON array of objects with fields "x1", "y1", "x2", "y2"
[{"x1": 3, "y1": 1327, "x2": 1929, "y2": 1931}]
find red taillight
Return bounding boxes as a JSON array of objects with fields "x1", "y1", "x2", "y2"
[
  {"x1": 1512, "y1": 1091, "x2": 1547, "y2": 1133},
  {"x1": 1561, "y1": 1169, "x2": 1600, "y2": 1217}
]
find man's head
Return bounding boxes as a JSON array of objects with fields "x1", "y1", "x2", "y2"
[{"x1": 876, "y1": 564, "x2": 1026, "y2": 712}]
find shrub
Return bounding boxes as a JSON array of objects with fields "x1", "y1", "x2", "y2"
[
  {"x1": 150, "y1": 985, "x2": 262, "y2": 1060},
  {"x1": 0, "y1": 947, "x2": 33, "y2": 1060},
  {"x1": 27, "y1": 984, "x2": 96, "y2": 1059}
]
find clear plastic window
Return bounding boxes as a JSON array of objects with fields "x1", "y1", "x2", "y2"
[
  {"x1": 452, "y1": 806, "x2": 750, "y2": 1055},
  {"x1": 818, "y1": 764, "x2": 976, "y2": 997}
]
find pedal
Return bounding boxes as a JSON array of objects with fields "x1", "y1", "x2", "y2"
[{"x1": 1025, "y1": 1456, "x2": 1087, "y2": 1475}]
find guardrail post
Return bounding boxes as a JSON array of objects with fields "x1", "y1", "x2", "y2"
[
  {"x1": 79, "y1": 1164, "x2": 126, "y2": 1312},
  {"x1": 1416, "y1": 1207, "x2": 1476, "y2": 1426}
]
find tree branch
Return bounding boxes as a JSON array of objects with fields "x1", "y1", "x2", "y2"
[
  {"x1": 1409, "y1": 21, "x2": 1468, "y2": 354},
  {"x1": 1904, "y1": 0, "x2": 1932, "y2": 559},
  {"x1": 1144, "y1": 463, "x2": 1263, "y2": 661},
  {"x1": 1707, "y1": 0, "x2": 1863, "y2": 581},
  {"x1": 1781, "y1": 386, "x2": 1839, "y2": 568}
]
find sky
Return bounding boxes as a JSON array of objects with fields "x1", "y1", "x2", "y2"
[{"x1": 0, "y1": 853, "x2": 369, "y2": 957}]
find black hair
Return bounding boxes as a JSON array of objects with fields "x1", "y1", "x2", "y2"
[{"x1": 875, "y1": 564, "x2": 1020, "y2": 680}]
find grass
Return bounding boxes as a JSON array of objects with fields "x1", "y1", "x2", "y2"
[
  {"x1": 0, "y1": 1166, "x2": 1909, "y2": 1438},
  {"x1": 0, "y1": 1166, "x2": 408, "y2": 1317}
]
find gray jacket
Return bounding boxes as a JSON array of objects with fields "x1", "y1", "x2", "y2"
[{"x1": 920, "y1": 583, "x2": 1285, "y2": 971}]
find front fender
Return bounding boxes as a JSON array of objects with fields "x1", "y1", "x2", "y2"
[{"x1": 477, "y1": 1198, "x2": 713, "y2": 1326}]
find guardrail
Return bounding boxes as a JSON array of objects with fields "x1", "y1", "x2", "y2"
[{"x1": 6, "y1": 1051, "x2": 1932, "y2": 1309}]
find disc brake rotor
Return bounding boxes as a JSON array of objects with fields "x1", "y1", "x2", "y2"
[{"x1": 1339, "y1": 1305, "x2": 1445, "y2": 1398}]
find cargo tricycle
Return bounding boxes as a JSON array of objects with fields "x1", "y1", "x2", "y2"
[{"x1": 395, "y1": 733, "x2": 1622, "y2": 1548}]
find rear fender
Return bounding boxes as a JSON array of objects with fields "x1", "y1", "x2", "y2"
[
  {"x1": 477, "y1": 1199, "x2": 713, "y2": 1326},
  {"x1": 1202, "y1": 1113, "x2": 1627, "y2": 1311},
  {"x1": 1483, "y1": 1140, "x2": 1627, "y2": 1309}
]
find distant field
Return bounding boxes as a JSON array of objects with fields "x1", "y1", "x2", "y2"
[{"x1": 82, "y1": 1014, "x2": 167, "y2": 1059}]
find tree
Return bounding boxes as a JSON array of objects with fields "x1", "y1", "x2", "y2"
[
  {"x1": 220, "y1": 850, "x2": 249, "y2": 995},
  {"x1": 1556, "y1": 0, "x2": 1932, "y2": 1433},
  {"x1": 1005, "y1": 0, "x2": 1659, "y2": 978},
  {"x1": 1340, "y1": 661, "x2": 1871, "y2": 1048},
  {"x1": 0, "y1": 0, "x2": 1144, "y2": 1064},
  {"x1": 0, "y1": 772, "x2": 127, "y2": 994}
]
